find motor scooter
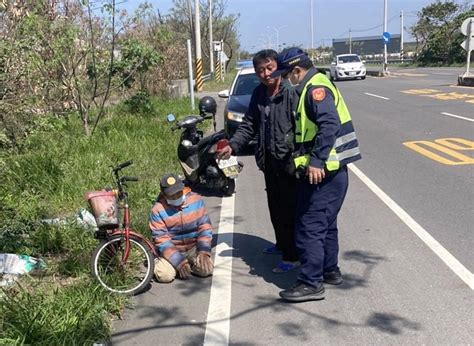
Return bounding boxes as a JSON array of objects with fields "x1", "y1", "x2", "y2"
[{"x1": 166, "y1": 110, "x2": 243, "y2": 196}]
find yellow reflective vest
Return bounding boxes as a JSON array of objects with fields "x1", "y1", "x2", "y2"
[{"x1": 294, "y1": 72, "x2": 361, "y2": 171}]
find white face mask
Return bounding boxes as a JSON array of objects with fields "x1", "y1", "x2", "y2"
[
  {"x1": 166, "y1": 195, "x2": 185, "y2": 206},
  {"x1": 288, "y1": 69, "x2": 300, "y2": 87}
]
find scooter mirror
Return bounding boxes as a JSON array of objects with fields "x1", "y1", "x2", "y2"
[{"x1": 166, "y1": 113, "x2": 176, "y2": 122}]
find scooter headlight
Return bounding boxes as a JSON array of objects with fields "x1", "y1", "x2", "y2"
[{"x1": 181, "y1": 139, "x2": 193, "y2": 147}]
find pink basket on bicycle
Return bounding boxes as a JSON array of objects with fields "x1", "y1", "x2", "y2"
[{"x1": 85, "y1": 190, "x2": 119, "y2": 229}]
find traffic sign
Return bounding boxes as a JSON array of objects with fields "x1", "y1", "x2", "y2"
[
  {"x1": 460, "y1": 17, "x2": 473, "y2": 52},
  {"x1": 460, "y1": 17, "x2": 474, "y2": 76},
  {"x1": 213, "y1": 41, "x2": 222, "y2": 52},
  {"x1": 220, "y1": 51, "x2": 229, "y2": 63},
  {"x1": 460, "y1": 17, "x2": 474, "y2": 36},
  {"x1": 382, "y1": 32, "x2": 391, "y2": 44}
]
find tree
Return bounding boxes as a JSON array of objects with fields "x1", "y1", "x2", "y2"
[
  {"x1": 1, "y1": 1, "x2": 87, "y2": 145},
  {"x1": 411, "y1": 1, "x2": 474, "y2": 65},
  {"x1": 167, "y1": 0, "x2": 240, "y2": 72},
  {"x1": 0, "y1": 0, "x2": 164, "y2": 144}
]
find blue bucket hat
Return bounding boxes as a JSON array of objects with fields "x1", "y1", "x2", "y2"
[{"x1": 271, "y1": 47, "x2": 311, "y2": 78}]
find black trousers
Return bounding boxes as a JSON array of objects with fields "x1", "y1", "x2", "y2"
[
  {"x1": 295, "y1": 166, "x2": 349, "y2": 286},
  {"x1": 263, "y1": 156, "x2": 298, "y2": 262}
]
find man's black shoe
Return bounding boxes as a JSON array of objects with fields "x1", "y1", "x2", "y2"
[
  {"x1": 323, "y1": 269, "x2": 343, "y2": 285},
  {"x1": 279, "y1": 282, "x2": 325, "y2": 302}
]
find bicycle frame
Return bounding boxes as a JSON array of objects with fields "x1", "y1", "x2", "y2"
[
  {"x1": 105, "y1": 161, "x2": 157, "y2": 264},
  {"x1": 109, "y1": 198, "x2": 157, "y2": 264}
]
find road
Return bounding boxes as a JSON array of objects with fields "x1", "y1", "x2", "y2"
[{"x1": 111, "y1": 67, "x2": 473, "y2": 345}]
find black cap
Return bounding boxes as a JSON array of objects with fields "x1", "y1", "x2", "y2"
[
  {"x1": 160, "y1": 173, "x2": 184, "y2": 195},
  {"x1": 271, "y1": 47, "x2": 311, "y2": 78}
]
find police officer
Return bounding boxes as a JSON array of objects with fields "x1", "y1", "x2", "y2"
[{"x1": 271, "y1": 48, "x2": 362, "y2": 302}]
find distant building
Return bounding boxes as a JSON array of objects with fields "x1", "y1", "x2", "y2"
[{"x1": 332, "y1": 34, "x2": 402, "y2": 57}]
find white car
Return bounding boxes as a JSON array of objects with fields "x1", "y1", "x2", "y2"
[{"x1": 330, "y1": 54, "x2": 366, "y2": 81}]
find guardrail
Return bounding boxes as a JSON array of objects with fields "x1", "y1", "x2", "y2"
[
  {"x1": 364, "y1": 59, "x2": 414, "y2": 65},
  {"x1": 318, "y1": 67, "x2": 390, "y2": 78}
]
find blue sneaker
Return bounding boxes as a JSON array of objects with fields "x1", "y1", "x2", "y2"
[
  {"x1": 272, "y1": 261, "x2": 301, "y2": 273},
  {"x1": 262, "y1": 245, "x2": 282, "y2": 255}
]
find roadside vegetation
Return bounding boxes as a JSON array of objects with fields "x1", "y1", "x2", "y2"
[
  {"x1": 202, "y1": 69, "x2": 238, "y2": 92},
  {"x1": 411, "y1": 1, "x2": 473, "y2": 66},
  {"x1": 0, "y1": 96, "x2": 197, "y2": 344},
  {"x1": 0, "y1": 0, "x2": 238, "y2": 344}
]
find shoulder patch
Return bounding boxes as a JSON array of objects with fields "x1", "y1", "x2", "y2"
[{"x1": 312, "y1": 87, "x2": 326, "y2": 102}]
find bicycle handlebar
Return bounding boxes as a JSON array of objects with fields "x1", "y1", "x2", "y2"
[
  {"x1": 110, "y1": 161, "x2": 138, "y2": 199},
  {"x1": 121, "y1": 176, "x2": 139, "y2": 182},
  {"x1": 113, "y1": 160, "x2": 133, "y2": 172}
]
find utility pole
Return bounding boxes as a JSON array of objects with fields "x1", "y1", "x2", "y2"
[
  {"x1": 188, "y1": 0, "x2": 194, "y2": 52},
  {"x1": 195, "y1": 0, "x2": 203, "y2": 91},
  {"x1": 400, "y1": 10, "x2": 404, "y2": 62},
  {"x1": 349, "y1": 28, "x2": 352, "y2": 54},
  {"x1": 310, "y1": 0, "x2": 314, "y2": 60},
  {"x1": 187, "y1": 39, "x2": 195, "y2": 110},
  {"x1": 209, "y1": 0, "x2": 214, "y2": 76},
  {"x1": 383, "y1": 0, "x2": 388, "y2": 74}
]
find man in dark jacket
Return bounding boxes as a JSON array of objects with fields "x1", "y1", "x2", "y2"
[{"x1": 218, "y1": 49, "x2": 299, "y2": 273}]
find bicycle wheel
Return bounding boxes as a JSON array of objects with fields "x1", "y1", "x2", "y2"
[{"x1": 91, "y1": 234, "x2": 154, "y2": 295}]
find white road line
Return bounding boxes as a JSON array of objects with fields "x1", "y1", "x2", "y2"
[
  {"x1": 348, "y1": 163, "x2": 474, "y2": 290},
  {"x1": 449, "y1": 84, "x2": 474, "y2": 90},
  {"x1": 204, "y1": 192, "x2": 235, "y2": 345},
  {"x1": 364, "y1": 92, "x2": 390, "y2": 100},
  {"x1": 441, "y1": 112, "x2": 474, "y2": 123}
]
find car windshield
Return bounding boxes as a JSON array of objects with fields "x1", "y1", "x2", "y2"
[
  {"x1": 232, "y1": 73, "x2": 260, "y2": 96},
  {"x1": 338, "y1": 55, "x2": 361, "y2": 63}
]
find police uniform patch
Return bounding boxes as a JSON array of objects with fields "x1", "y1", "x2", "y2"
[
  {"x1": 312, "y1": 87, "x2": 326, "y2": 101},
  {"x1": 167, "y1": 177, "x2": 176, "y2": 185}
]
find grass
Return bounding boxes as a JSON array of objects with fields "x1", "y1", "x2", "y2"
[
  {"x1": 0, "y1": 95, "x2": 204, "y2": 344},
  {"x1": 202, "y1": 69, "x2": 238, "y2": 92},
  {"x1": 1, "y1": 280, "x2": 127, "y2": 345}
]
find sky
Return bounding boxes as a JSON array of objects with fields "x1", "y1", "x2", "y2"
[{"x1": 121, "y1": 0, "x2": 470, "y2": 51}]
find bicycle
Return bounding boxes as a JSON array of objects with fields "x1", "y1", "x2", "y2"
[{"x1": 87, "y1": 160, "x2": 156, "y2": 295}]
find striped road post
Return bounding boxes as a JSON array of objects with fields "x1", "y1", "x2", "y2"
[
  {"x1": 195, "y1": 58, "x2": 204, "y2": 91},
  {"x1": 215, "y1": 60, "x2": 221, "y2": 81}
]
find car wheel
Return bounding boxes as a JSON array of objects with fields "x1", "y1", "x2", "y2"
[{"x1": 361, "y1": 75, "x2": 366, "y2": 80}]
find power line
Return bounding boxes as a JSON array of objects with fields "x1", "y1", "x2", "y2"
[
  {"x1": 334, "y1": 14, "x2": 399, "y2": 39},
  {"x1": 351, "y1": 14, "x2": 398, "y2": 33}
]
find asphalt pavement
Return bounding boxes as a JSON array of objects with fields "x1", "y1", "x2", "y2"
[{"x1": 111, "y1": 67, "x2": 473, "y2": 345}]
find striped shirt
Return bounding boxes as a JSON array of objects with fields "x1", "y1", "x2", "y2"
[{"x1": 149, "y1": 187, "x2": 213, "y2": 269}]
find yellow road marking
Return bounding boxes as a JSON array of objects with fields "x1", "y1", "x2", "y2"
[
  {"x1": 403, "y1": 138, "x2": 474, "y2": 165},
  {"x1": 401, "y1": 89, "x2": 474, "y2": 104},
  {"x1": 435, "y1": 138, "x2": 474, "y2": 151},
  {"x1": 423, "y1": 92, "x2": 474, "y2": 101},
  {"x1": 401, "y1": 89, "x2": 441, "y2": 94}
]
